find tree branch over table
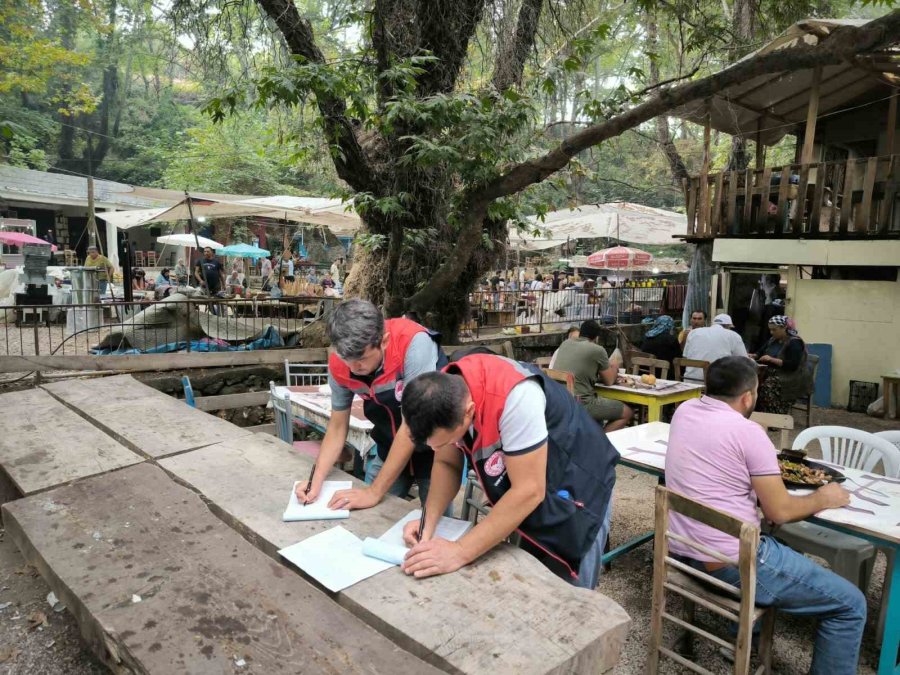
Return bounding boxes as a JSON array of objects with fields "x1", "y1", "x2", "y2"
[{"x1": 407, "y1": 11, "x2": 900, "y2": 311}]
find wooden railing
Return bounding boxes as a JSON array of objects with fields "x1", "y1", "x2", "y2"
[{"x1": 685, "y1": 155, "x2": 900, "y2": 238}]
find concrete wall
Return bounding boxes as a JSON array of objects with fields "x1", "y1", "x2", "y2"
[{"x1": 789, "y1": 276, "x2": 900, "y2": 407}]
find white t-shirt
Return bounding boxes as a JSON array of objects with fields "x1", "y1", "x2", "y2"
[
  {"x1": 683, "y1": 325, "x2": 748, "y2": 380},
  {"x1": 497, "y1": 379, "x2": 548, "y2": 454}
]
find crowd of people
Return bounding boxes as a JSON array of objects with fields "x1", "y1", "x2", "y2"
[{"x1": 290, "y1": 299, "x2": 864, "y2": 673}]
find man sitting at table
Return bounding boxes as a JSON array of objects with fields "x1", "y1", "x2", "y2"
[
  {"x1": 398, "y1": 353, "x2": 620, "y2": 589},
  {"x1": 682, "y1": 313, "x2": 747, "y2": 381},
  {"x1": 296, "y1": 299, "x2": 447, "y2": 511},
  {"x1": 553, "y1": 319, "x2": 633, "y2": 431},
  {"x1": 667, "y1": 356, "x2": 865, "y2": 675}
]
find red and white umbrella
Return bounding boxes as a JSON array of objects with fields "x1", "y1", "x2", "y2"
[{"x1": 586, "y1": 245, "x2": 652, "y2": 269}]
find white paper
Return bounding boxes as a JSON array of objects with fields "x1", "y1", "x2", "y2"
[
  {"x1": 282, "y1": 480, "x2": 352, "y2": 522},
  {"x1": 361, "y1": 538, "x2": 408, "y2": 565},
  {"x1": 363, "y1": 510, "x2": 473, "y2": 565},
  {"x1": 278, "y1": 526, "x2": 394, "y2": 592}
]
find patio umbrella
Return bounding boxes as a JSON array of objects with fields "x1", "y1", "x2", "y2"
[
  {"x1": 156, "y1": 233, "x2": 223, "y2": 249},
  {"x1": 586, "y1": 245, "x2": 653, "y2": 269},
  {"x1": 0, "y1": 231, "x2": 58, "y2": 252},
  {"x1": 218, "y1": 243, "x2": 270, "y2": 259}
]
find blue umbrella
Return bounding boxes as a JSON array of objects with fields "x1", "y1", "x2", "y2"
[{"x1": 218, "y1": 243, "x2": 270, "y2": 259}]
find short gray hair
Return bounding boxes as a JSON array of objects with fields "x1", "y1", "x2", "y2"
[{"x1": 327, "y1": 299, "x2": 384, "y2": 361}]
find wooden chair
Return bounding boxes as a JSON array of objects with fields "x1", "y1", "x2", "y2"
[
  {"x1": 630, "y1": 356, "x2": 669, "y2": 381},
  {"x1": 673, "y1": 357, "x2": 710, "y2": 384},
  {"x1": 545, "y1": 368, "x2": 575, "y2": 395},
  {"x1": 133, "y1": 250, "x2": 145, "y2": 267},
  {"x1": 624, "y1": 349, "x2": 653, "y2": 372},
  {"x1": 750, "y1": 412, "x2": 794, "y2": 450},
  {"x1": 146, "y1": 250, "x2": 157, "y2": 267},
  {"x1": 533, "y1": 356, "x2": 552, "y2": 370},
  {"x1": 791, "y1": 353, "x2": 820, "y2": 428},
  {"x1": 647, "y1": 486, "x2": 775, "y2": 675}
]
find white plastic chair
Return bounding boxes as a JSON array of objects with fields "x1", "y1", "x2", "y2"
[
  {"x1": 284, "y1": 359, "x2": 329, "y2": 387},
  {"x1": 792, "y1": 425, "x2": 900, "y2": 477},
  {"x1": 874, "y1": 430, "x2": 900, "y2": 461}
]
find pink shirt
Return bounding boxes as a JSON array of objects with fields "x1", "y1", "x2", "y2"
[{"x1": 666, "y1": 396, "x2": 780, "y2": 561}]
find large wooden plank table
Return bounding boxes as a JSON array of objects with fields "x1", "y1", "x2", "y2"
[
  {"x1": 0, "y1": 387, "x2": 142, "y2": 499},
  {"x1": 160, "y1": 432, "x2": 630, "y2": 674},
  {"x1": 42, "y1": 374, "x2": 252, "y2": 458},
  {"x1": 1, "y1": 463, "x2": 440, "y2": 675}
]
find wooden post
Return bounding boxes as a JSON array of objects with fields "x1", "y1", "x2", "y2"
[
  {"x1": 86, "y1": 177, "x2": 99, "y2": 251},
  {"x1": 698, "y1": 110, "x2": 712, "y2": 235},
  {"x1": 886, "y1": 92, "x2": 898, "y2": 156},
  {"x1": 800, "y1": 66, "x2": 822, "y2": 165},
  {"x1": 755, "y1": 120, "x2": 765, "y2": 169}
]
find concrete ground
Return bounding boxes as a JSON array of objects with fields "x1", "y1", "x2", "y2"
[{"x1": 0, "y1": 405, "x2": 896, "y2": 673}]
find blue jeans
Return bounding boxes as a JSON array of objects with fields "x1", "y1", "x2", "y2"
[
  {"x1": 691, "y1": 536, "x2": 866, "y2": 675},
  {"x1": 364, "y1": 449, "x2": 453, "y2": 516},
  {"x1": 573, "y1": 499, "x2": 613, "y2": 590},
  {"x1": 98, "y1": 280, "x2": 108, "y2": 296}
]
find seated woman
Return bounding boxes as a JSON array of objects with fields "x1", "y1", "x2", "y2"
[
  {"x1": 132, "y1": 268, "x2": 147, "y2": 291},
  {"x1": 639, "y1": 315, "x2": 681, "y2": 373},
  {"x1": 753, "y1": 315, "x2": 809, "y2": 414},
  {"x1": 155, "y1": 268, "x2": 174, "y2": 298}
]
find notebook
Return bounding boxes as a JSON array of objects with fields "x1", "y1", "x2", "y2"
[
  {"x1": 361, "y1": 510, "x2": 473, "y2": 565},
  {"x1": 282, "y1": 480, "x2": 352, "y2": 522}
]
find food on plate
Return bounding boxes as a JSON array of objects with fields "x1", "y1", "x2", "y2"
[
  {"x1": 779, "y1": 459, "x2": 832, "y2": 486},
  {"x1": 640, "y1": 374, "x2": 657, "y2": 385}
]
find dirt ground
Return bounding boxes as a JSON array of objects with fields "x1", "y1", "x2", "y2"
[{"x1": 0, "y1": 405, "x2": 896, "y2": 673}]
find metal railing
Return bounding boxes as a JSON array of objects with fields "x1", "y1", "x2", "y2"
[
  {"x1": 465, "y1": 286, "x2": 685, "y2": 337},
  {"x1": 0, "y1": 295, "x2": 332, "y2": 357}
]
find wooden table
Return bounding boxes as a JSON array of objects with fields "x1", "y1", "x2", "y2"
[
  {"x1": 606, "y1": 422, "x2": 900, "y2": 675},
  {"x1": 883, "y1": 374, "x2": 900, "y2": 420},
  {"x1": 273, "y1": 384, "x2": 375, "y2": 457},
  {"x1": 596, "y1": 378, "x2": 703, "y2": 422}
]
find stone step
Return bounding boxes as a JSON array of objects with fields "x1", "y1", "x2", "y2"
[
  {"x1": 159, "y1": 432, "x2": 631, "y2": 674},
  {"x1": 41, "y1": 374, "x2": 252, "y2": 459},
  {"x1": 2, "y1": 463, "x2": 441, "y2": 674},
  {"x1": 0, "y1": 387, "x2": 142, "y2": 502}
]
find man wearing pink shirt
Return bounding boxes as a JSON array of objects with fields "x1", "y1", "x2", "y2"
[{"x1": 666, "y1": 356, "x2": 865, "y2": 675}]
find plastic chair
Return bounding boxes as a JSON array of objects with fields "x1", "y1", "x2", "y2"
[
  {"x1": 791, "y1": 353, "x2": 820, "y2": 428},
  {"x1": 146, "y1": 250, "x2": 157, "y2": 266},
  {"x1": 772, "y1": 426, "x2": 900, "y2": 591},
  {"x1": 182, "y1": 376, "x2": 196, "y2": 407},
  {"x1": 284, "y1": 360, "x2": 329, "y2": 387},
  {"x1": 792, "y1": 425, "x2": 900, "y2": 476},
  {"x1": 874, "y1": 429, "x2": 900, "y2": 454},
  {"x1": 647, "y1": 486, "x2": 775, "y2": 675},
  {"x1": 269, "y1": 381, "x2": 343, "y2": 462}
]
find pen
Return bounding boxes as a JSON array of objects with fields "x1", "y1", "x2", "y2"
[
  {"x1": 302, "y1": 464, "x2": 316, "y2": 505},
  {"x1": 416, "y1": 504, "x2": 427, "y2": 542}
]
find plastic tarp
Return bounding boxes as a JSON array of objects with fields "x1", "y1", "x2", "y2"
[{"x1": 508, "y1": 202, "x2": 686, "y2": 250}]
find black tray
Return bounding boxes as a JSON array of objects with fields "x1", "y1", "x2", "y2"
[{"x1": 777, "y1": 454, "x2": 846, "y2": 489}]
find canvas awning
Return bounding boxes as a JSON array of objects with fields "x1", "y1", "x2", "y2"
[
  {"x1": 96, "y1": 195, "x2": 361, "y2": 234},
  {"x1": 508, "y1": 202, "x2": 686, "y2": 250},
  {"x1": 670, "y1": 19, "x2": 900, "y2": 145}
]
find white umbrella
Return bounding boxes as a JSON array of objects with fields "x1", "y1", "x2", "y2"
[{"x1": 156, "y1": 233, "x2": 223, "y2": 249}]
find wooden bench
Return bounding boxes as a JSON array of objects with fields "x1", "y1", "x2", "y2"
[
  {"x1": 159, "y1": 433, "x2": 630, "y2": 674},
  {"x1": 2, "y1": 463, "x2": 439, "y2": 674}
]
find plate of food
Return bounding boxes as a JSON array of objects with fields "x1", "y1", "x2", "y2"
[
  {"x1": 777, "y1": 454, "x2": 846, "y2": 489},
  {"x1": 614, "y1": 374, "x2": 674, "y2": 390}
]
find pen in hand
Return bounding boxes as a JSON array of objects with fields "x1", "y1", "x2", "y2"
[
  {"x1": 302, "y1": 464, "x2": 316, "y2": 506},
  {"x1": 416, "y1": 504, "x2": 427, "y2": 542}
]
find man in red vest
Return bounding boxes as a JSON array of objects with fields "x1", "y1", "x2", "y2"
[
  {"x1": 296, "y1": 299, "x2": 447, "y2": 510},
  {"x1": 398, "y1": 354, "x2": 619, "y2": 589}
]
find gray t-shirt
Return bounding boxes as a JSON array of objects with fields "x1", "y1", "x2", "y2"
[{"x1": 330, "y1": 332, "x2": 439, "y2": 410}]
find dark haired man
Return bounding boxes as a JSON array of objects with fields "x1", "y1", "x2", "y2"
[
  {"x1": 667, "y1": 356, "x2": 864, "y2": 675},
  {"x1": 678, "y1": 308, "x2": 707, "y2": 347},
  {"x1": 193, "y1": 246, "x2": 224, "y2": 295},
  {"x1": 553, "y1": 319, "x2": 633, "y2": 431},
  {"x1": 296, "y1": 299, "x2": 447, "y2": 511},
  {"x1": 399, "y1": 354, "x2": 619, "y2": 589}
]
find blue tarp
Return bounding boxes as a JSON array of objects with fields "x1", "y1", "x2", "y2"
[{"x1": 92, "y1": 325, "x2": 286, "y2": 355}]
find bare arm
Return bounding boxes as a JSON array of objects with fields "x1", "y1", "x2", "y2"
[
  {"x1": 751, "y1": 475, "x2": 850, "y2": 525},
  {"x1": 193, "y1": 265, "x2": 204, "y2": 284},
  {"x1": 296, "y1": 408, "x2": 351, "y2": 503}
]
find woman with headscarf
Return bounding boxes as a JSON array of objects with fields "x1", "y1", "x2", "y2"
[
  {"x1": 754, "y1": 315, "x2": 810, "y2": 414},
  {"x1": 639, "y1": 315, "x2": 681, "y2": 372}
]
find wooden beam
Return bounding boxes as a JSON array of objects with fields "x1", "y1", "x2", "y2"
[
  {"x1": 698, "y1": 111, "x2": 712, "y2": 235},
  {"x1": 755, "y1": 120, "x2": 765, "y2": 169},
  {"x1": 800, "y1": 66, "x2": 822, "y2": 165},
  {"x1": 858, "y1": 156, "x2": 878, "y2": 232},
  {"x1": 0, "y1": 348, "x2": 330, "y2": 374},
  {"x1": 886, "y1": 92, "x2": 898, "y2": 155},
  {"x1": 194, "y1": 390, "x2": 271, "y2": 412}
]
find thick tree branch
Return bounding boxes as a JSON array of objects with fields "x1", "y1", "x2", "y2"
[
  {"x1": 647, "y1": 12, "x2": 690, "y2": 185},
  {"x1": 255, "y1": 0, "x2": 376, "y2": 192},
  {"x1": 407, "y1": 10, "x2": 900, "y2": 312},
  {"x1": 493, "y1": 0, "x2": 544, "y2": 92},
  {"x1": 416, "y1": 0, "x2": 487, "y2": 95}
]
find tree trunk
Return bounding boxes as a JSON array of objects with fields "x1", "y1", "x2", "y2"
[
  {"x1": 726, "y1": 0, "x2": 756, "y2": 172},
  {"x1": 647, "y1": 13, "x2": 690, "y2": 186}
]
